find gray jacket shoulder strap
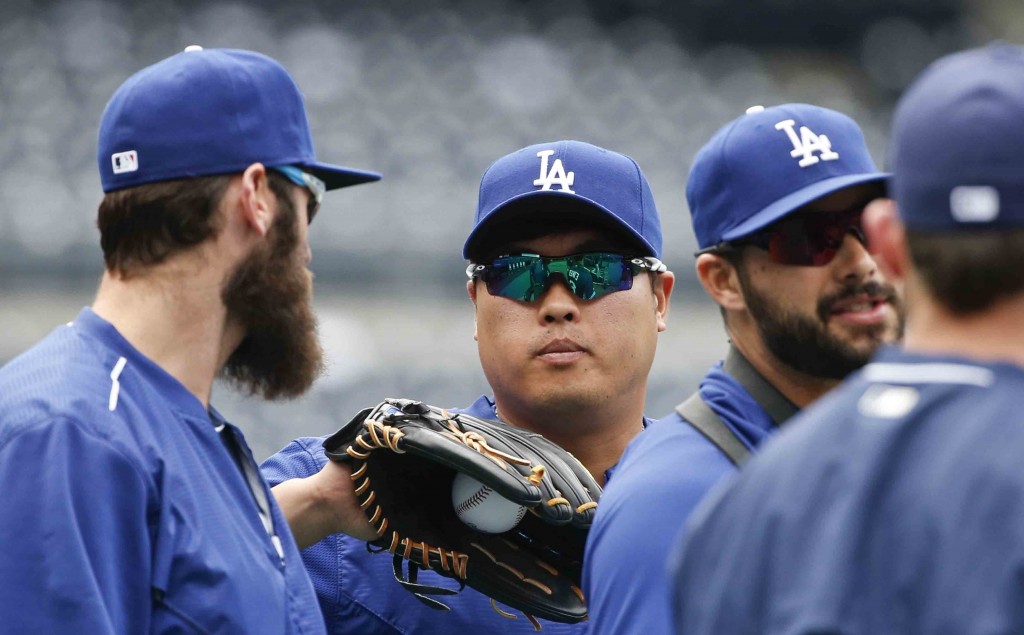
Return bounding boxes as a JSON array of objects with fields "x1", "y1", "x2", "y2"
[
  {"x1": 675, "y1": 391, "x2": 751, "y2": 466},
  {"x1": 674, "y1": 345, "x2": 800, "y2": 466},
  {"x1": 721, "y1": 346, "x2": 800, "y2": 426}
]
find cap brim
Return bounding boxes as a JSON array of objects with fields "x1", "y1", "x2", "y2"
[
  {"x1": 302, "y1": 161, "x2": 382, "y2": 190},
  {"x1": 721, "y1": 172, "x2": 889, "y2": 242},
  {"x1": 463, "y1": 189, "x2": 657, "y2": 259}
]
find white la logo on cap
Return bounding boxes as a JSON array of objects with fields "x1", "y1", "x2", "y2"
[
  {"x1": 111, "y1": 150, "x2": 139, "y2": 174},
  {"x1": 775, "y1": 119, "x2": 839, "y2": 168},
  {"x1": 950, "y1": 185, "x2": 1000, "y2": 222},
  {"x1": 534, "y1": 150, "x2": 575, "y2": 193}
]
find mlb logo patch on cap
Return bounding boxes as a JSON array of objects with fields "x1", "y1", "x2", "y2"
[{"x1": 111, "y1": 150, "x2": 138, "y2": 175}]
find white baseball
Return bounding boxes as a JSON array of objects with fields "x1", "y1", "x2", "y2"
[{"x1": 451, "y1": 472, "x2": 527, "y2": 533}]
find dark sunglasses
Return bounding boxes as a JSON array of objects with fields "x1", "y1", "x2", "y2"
[
  {"x1": 467, "y1": 252, "x2": 666, "y2": 302},
  {"x1": 271, "y1": 165, "x2": 324, "y2": 224},
  {"x1": 696, "y1": 207, "x2": 868, "y2": 266}
]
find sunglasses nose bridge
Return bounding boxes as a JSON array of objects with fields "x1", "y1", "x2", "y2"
[
  {"x1": 839, "y1": 206, "x2": 868, "y2": 243},
  {"x1": 541, "y1": 271, "x2": 580, "y2": 301},
  {"x1": 815, "y1": 225, "x2": 869, "y2": 267},
  {"x1": 847, "y1": 223, "x2": 868, "y2": 246},
  {"x1": 823, "y1": 227, "x2": 878, "y2": 274},
  {"x1": 817, "y1": 214, "x2": 867, "y2": 248},
  {"x1": 532, "y1": 272, "x2": 586, "y2": 320},
  {"x1": 517, "y1": 260, "x2": 574, "y2": 302},
  {"x1": 540, "y1": 259, "x2": 572, "y2": 287}
]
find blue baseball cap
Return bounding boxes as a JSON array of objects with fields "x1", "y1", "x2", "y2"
[
  {"x1": 98, "y1": 46, "x2": 381, "y2": 193},
  {"x1": 687, "y1": 104, "x2": 888, "y2": 249},
  {"x1": 463, "y1": 140, "x2": 663, "y2": 258},
  {"x1": 890, "y1": 43, "x2": 1024, "y2": 230}
]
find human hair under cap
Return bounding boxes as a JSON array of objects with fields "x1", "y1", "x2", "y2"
[{"x1": 889, "y1": 43, "x2": 1024, "y2": 231}]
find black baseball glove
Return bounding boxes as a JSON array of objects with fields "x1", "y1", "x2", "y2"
[{"x1": 323, "y1": 398, "x2": 602, "y2": 628}]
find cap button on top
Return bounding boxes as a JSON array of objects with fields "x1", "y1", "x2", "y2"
[
  {"x1": 183, "y1": 45, "x2": 204, "y2": 52},
  {"x1": 745, "y1": 105, "x2": 765, "y2": 115}
]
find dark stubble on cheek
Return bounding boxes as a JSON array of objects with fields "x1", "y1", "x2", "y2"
[
  {"x1": 220, "y1": 198, "x2": 324, "y2": 400},
  {"x1": 742, "y1": 275, "x2": 900, "y2": 381}
]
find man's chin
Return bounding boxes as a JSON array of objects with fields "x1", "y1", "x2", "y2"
[
  {"x1": 529, "y1": 387, "x2": 606, "y2": 415},
  {"x1": 829, "y1": 322, "x2": 895, "y2": 353}
]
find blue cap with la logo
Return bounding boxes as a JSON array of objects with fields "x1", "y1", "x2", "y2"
[
  {"x1": 464, "y1": 140, "x2": 663, "y2": 258},
  {"x1": 687, "y1": 103, "x2": 888, "y2": 249}
]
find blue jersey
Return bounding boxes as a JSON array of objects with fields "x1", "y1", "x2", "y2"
[
  {"x1": 0, "y1": 308, "x2": 324, "y2": 635},
  {"x1": 672, "y1": 347, "x2": 1024, "y2": 635},
  {"x1": 584, "y1": 349, "x2": 795, "y2": 635},
  {"x1": 262, "y1": 396, "x2": 610, "y2": 634}
]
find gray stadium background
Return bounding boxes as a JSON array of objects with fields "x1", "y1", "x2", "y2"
[{"x1": 0, "y1": 0, "x2": 1014, "y2": 460}]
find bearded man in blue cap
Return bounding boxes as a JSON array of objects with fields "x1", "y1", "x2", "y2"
[
  {"x1": 672, "y1": 43, "x2": 1024, "y2": 635},
  {"x1": 0, "y1": 47, "x2": 379, "y2": 633},
  {"x1": 584, "y1": 104, "x2": 904, "y2": 634}
]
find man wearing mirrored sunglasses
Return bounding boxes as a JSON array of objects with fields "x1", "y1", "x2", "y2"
[
  {"x1": 0, "y1": 47, "x2": 380, "y2": 634},
  {"x1": 262, "y1": 140, "x2": 675, "y2": 633},
  {"x1": 672, "y1": 44, "x2": 1024, "y2": 635},
  {"x1": 583, "y1": 104, "x2": 905, "y2": 634}
]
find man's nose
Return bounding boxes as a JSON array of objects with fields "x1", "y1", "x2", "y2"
[{"x1": 537, "y1": 275, "x2": 581, "y2": 324}]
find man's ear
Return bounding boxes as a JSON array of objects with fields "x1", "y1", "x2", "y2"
[
  {"x1": 238, "y1": 163, "x2": 275, "y2": 237},
  {"x1": 863, "y1": 198, "x2": 908, "y2": 283},
  {"x1": 652, "y1": 270, "x2": 675, "y2": 333},
  {"x1": 696, "y1": 253, "x2": 745, "y2": 312}
]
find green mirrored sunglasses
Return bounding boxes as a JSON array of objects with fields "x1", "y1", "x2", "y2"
[{"x1": 467, "y1": 252, "x2": 666, "y2": 302}]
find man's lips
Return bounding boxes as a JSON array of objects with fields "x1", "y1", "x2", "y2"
[
  {"x1": 829, "y1": 294, "x2": 891, "y2": 326},
  {"x1": 536, "y1": 338, "x2": 588, "y2": 364}
]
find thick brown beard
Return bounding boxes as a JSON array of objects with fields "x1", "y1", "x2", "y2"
[{"x1": 219, "y1": 192, "x2": 324, "y2": 400}]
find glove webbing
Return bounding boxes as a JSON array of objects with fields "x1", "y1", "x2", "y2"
[
  {"x1": 381, "y1": 548, "x2": 544, "y2": 631},
  {"x1": 346, "y1": 418, "x2": 472, "y2": 578},
  {"x1": 380, "y1": 547, "x2": 462, "y2": 610}
]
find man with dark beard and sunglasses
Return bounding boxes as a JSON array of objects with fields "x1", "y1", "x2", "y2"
[
  {"x1": 0, "y1": 47, "x2": 379, "y2": 634},
  {"x1": 583, "y1": 104, "x2": 905, "y2": 634},
  {"x1": 672, "y1": 44, "x2": 1024, "y2": 635}
]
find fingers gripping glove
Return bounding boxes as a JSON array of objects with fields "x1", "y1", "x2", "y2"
[{"x1": 323, "y1": 399, "x2": 602, "y2": 627}]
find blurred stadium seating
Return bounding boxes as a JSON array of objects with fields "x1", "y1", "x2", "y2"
[{"x1": 0, "y1": 0, "x2": 991, "y2": 458}]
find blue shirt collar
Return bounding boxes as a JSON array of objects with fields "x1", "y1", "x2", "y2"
[
  {"x1": 72, "y1": 307, "x2": 211, "y2": 422},
  {"x1": 458, "y1": 394, "x2": 651, "y2": 429}
]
